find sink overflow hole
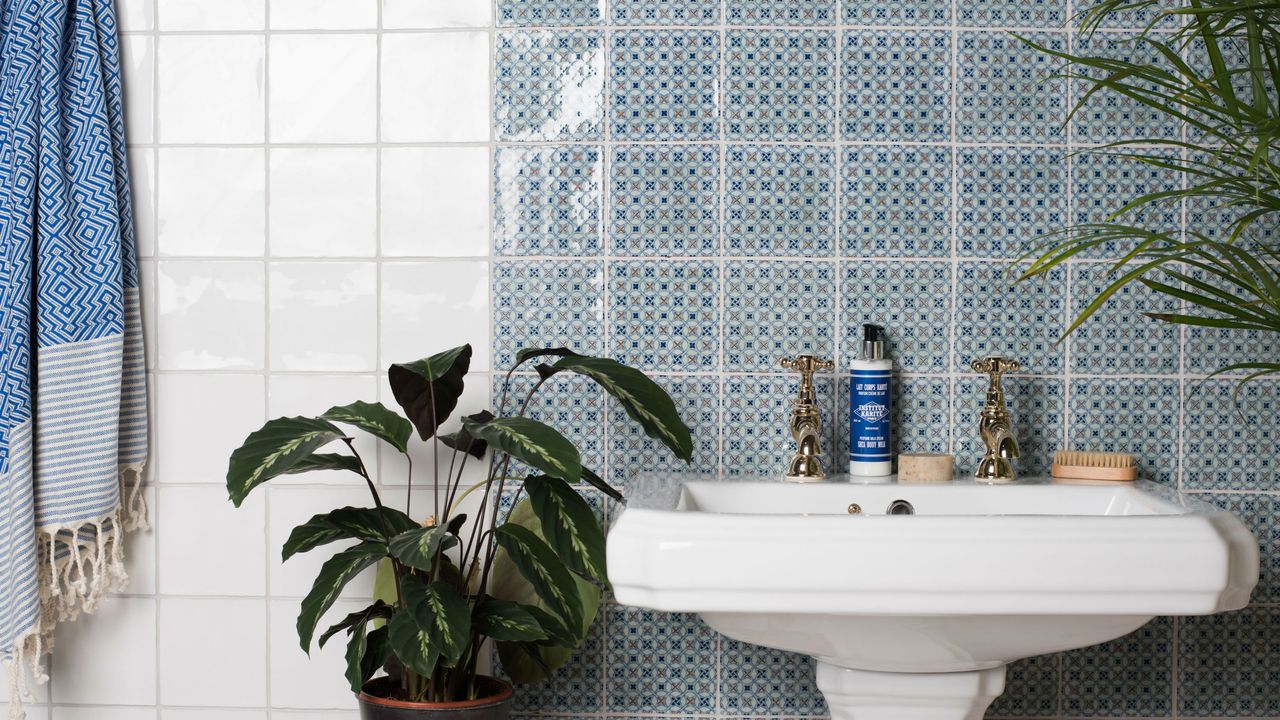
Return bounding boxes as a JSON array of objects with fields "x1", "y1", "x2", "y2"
[{"x1": 887, "y1": 499, "x2": 915, "y2": 515}]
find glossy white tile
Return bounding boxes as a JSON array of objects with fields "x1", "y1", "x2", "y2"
[
  {"x1": 380, "y1": 32, "x2": 490, "y2": 142},
  {"x1": 380, "y1": 147, "x2": 490, "y2": 257},
  {"x1": 157, "y1": 35, "x2": 264, "y2": 143},
  {"x1": 268, "y1": 598, "x2": 362, "y2": 709},
  {"x1": 51, "y1": 598, "x2": 157, "y2": 706},
  {"x1": 155, "y1": 260, "x2": 265, "y2": 370},
  {"x1": 162, "y1": 712, "x2": 266, "y2": 720},
  {"x1": 269, "y1": 262, "x2": 377, "y2": 371},
  {"x1": 158, "y1": 486, "x2": 266, "y2": 596},
  {"x1": 269, "y1": 148, "x2": 376, "y2": 257},
  {"x1": 117, "y1": 0, "x2": 155, "y2": 31},
  {"x1": 124, "y1": 487, "x2": 157, "y2": 594},
  {"x1": 140, "y1": 260, "x2": 158, "y2": 371},
  {"x1": 158, "y1": 148, "x2": 265, "y2": 257},
  {"x1": 122, "y1": 35, "x2": 154, "y2": 145},
  {"x1": 158, "y1": 598, "x2": 267, "y2": 707},
  {"x1": 271, "y1": 0, "x2": 377, "y2": 28},
  {"x1": 157, "y1": 0, "x2": 265, "y2": 29},
  {"x1": 58, "y1": 708, "x2": 157, "y2": 720},
  {"x1": 155, "y1": 374, "x2": 265, "y2": 484},
  {"x1": 379, "y1": 261, "x2": 490, "y2": 370},
  {"x1": 382, "y1": 0, "x2": 492, "y2": 27},
  {"x1": 269, "y1": 34, "x2": 377, "y2": 143},
  {"x1": 128, "y1": 148, "x2": 156, "y2": 258}
]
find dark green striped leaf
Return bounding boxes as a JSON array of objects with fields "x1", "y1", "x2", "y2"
[
  {"x1": 283, "y1": 507, "x2": 418, "y2": 562},
  {"x1": 298, "y1": 542, "x2": 386, "y2": 653},
  {"x1": 464, "y1": 417, "x2": 581, "y2": 483},
  {"x1": 227, "y1": 417, "x2": 347, "y2": 506},
  {"x1": 551, "y1": 356, "x2": 692, "y2": 462},
  {"x1": 472, "y1": 597, "x2": 548, "y2": 642},
  {"x1": 494, "y1": 524, "x2": 583, "y2": 631},
  {"x1": 282, "y1": 453, "x2": 361, "y2": 476},
  {"x1": 387, "y1": 525, "x2": 459, "y2": 573},
  {"x1": 525, "y1": 475, "x2": 607, "y2": 582},
  {"x1": 319, "y1": 600, "x2": 394, "y2": 649},
  {"x1": 321, "y1": 401, "x2": 414, "y2": 454}
]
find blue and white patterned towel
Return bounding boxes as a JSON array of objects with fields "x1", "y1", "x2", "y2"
[{"x1": 0, "y1": 0, "x2": 148, "y2": 715}]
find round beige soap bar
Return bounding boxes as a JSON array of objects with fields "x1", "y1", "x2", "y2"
[{"x1": 897, "y1": 453, "x2": 954, "y2": 484}]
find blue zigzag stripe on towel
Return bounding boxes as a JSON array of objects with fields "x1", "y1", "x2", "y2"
[{"x1": 0, "y1": 0, "x2": 148, "y2": 675}]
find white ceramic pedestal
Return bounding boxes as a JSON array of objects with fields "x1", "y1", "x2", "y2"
[{"x1": 816, "y1": 662, "x2": 1007, "y2": 720}]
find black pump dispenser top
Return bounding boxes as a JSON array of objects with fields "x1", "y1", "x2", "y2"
[{"x1": 861, "y1": 324, "x2": 886, "y2": 361}]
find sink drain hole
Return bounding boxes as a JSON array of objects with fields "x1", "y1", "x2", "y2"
[{"x1": 886, "y1": 499, "x2": 915, "y2": 515}]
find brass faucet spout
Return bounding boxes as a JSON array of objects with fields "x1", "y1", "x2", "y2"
[
  {"x1": 971, "y1": 357, "x2": 1021, "y2": 483},
  {"x1": 780, "y1": 355, "x2": 834, "y2": 482}
]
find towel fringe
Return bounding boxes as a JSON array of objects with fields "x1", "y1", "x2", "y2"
[{"x1": 5, "y1": 462, "x2": 148, "y2": 719}]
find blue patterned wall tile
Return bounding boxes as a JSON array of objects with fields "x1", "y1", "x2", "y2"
[
  {"x1": 723, "y1": 374, "x2": 837, "y2": 476},
  {"x1": 609, "y1": 260, "x2": 720, "y2": 372},
  {"x1": 725, "y1": 260, "x2": 836, "y2": 372},
  {"x1": 609, "y1": 376, "x2": 720, "y2": 484},
  {"x1": 495, "y1": 31, "x2": 604, "y2": 141},
  {"x1": 610, "y1": 30, "x2": 720, "y2": 140},
  {"x1": 725, "y1": 30, "x2": 836, "y2": 141},
  {"x1": 495, "y1": 145, "x2": 602, "y2": 256},
  {"x1": 610, "y1": 144, "x2": 719, "y2": 257},
  {"x1": 1073, "y1": 33, "x2": 1183, "y2": 143},
  {"x1": 1179, "y1": 609, "x2": 1280, "y2": 717},
  {"x1": 493, "y1": 374, "x2": 605, "y2": 477},
  {"x1": 844, "y1": 0, "x2": 949, "y2": 26},
  {"x1": 605, "y1": 606, "x2": 717, "y2": 713},
  {"x1": 726, "y1": 144, "x2": 835, "y2": 256},
  {"x1": 1062, "y1": 617, "x2": 1173, "y2": 717},
  {"x1": 835, "y1": 376, "x2": 951, "y2": 463},
  {"x1": 957, "y1": 32, "x2": 1066, "y2": 142},
  {"x1": 1068, "y1": 378, "x2": 1180, "y2": 484},
  {"x1": 612, "y1": 0, "x2": 720, "y2": 24},
  {"x1": 1200, "y1": 493, "x2": 1280, "y2": 603},
  {"x1": 1183, "y1": 380, "x2": 1280, "y2": 490},
  {"x1": 987, "y1": 654, "x2": 1060, "y2": 717},
  {"x1": 497, "y1": 0, "x2": 603, "y2": 26},
  {"x1": 729, "y1": 0, "x2": 834, "y2": 25},
  {"x1": 957, "y1": 146, "x2": 1066, "y2": 259},
  {"x1": 1187, "y1": 196, "x2": 1280, "y2": 245},
  {"x1": 1070, "y1": 263, "x2": 1179, "y2": 375},
  {"x1": 842, "y1": 30, "x2": 951, "y2": 143},
  {"x1": 497, "y1": 598, "x2": 605, "y2": 714},
  {"x1": 842, "y1": 146, "x2": 951, "y2": 258},
  {"x1": 1071, "y1": 150, "x2": 1182, "y2": 258},
  {"x1": 493, "y1": 260, "x2": 605, "y2": 367},
  {"x1": 956, "y1": 0, "x2": 1067, "y2": 27},
  {"x1": 841, "y1": 260, "x2": 951, "y2": 373},
  {"x1": 1184, "y1": 262, "x2": 1280, "y2": 375},
  {"x1": 954, "y1": 261, "x2": 1065, "y2": 374},
  {"x1": 719, "y1": 640, "x2": 827, "y2": 716},
  {"x1": 954, "y1": 375, "x2": 1064, "y2": 476}
]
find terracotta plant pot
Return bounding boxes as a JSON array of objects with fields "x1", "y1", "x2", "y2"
[{"x1": 357, "y1": 676, "x2": 513, "y2": 720}]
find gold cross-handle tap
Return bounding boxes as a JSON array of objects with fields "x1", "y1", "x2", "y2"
[{"x1": 779, "y1": 355, "x2": 835, "y2": 482}]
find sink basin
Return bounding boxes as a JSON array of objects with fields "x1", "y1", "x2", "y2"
[{"x1": 607, "y1": 474, "x2": 1259, "y2": 720}]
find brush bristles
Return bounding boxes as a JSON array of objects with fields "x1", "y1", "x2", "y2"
[{"x1": 1053, "y1": 450, "x2": 1135, "y2": 468}]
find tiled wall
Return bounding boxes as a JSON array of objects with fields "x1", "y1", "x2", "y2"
[{"x1": 8, "y1": 0, "x2": 1276, "y2": 718}]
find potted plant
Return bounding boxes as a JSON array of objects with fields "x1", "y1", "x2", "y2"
[{"x1": 224, "y1": 344, "x2": 692, "y2": 718}]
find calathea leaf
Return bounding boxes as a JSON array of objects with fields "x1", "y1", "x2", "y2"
[
  {"x1": 533, "y1": 363, "x2": 559, "y2": 380},
  {"x1": 551, "y1": 356, "x2": 693, "y2": 462},
  {"x1": 321, "y1": 401, "x2": 414, "y2": 454},
  {"x1": 439, "y1": 410, "x2": 496, "y2": 459},
  {"x1": 445, "y1": 513, "x2": 468, "y2": 537},
  {"x1": 319, "y1": 600, "x2": 394, "y2": 649},
  {"x1": 521, "y1": 605, "x2": 576, "y2": 648},
  {"x1": 388, "y1": 525, "x2": 459, "y2": 572},
  {"x1": 494, "y1": 523, "x2": 583, "y2": 630},
  {"x1": 463, "y1": 417, "x2": 581, "y2": 483},
  {"x1": 525, "y1": 475, "x2": 607, "y2": 582},
  {"x1": 298, "y1": 541, "x2": 387, "y2": 653},
  {"x1": 389, "y1": 345, "x2": 471, "y2": 441},
  {"x1": 473, "y1": 597, "x2": 548, "y2": 642},
  {"x1": 392, "y1": 576, "x2": 471, "y2": 674},
  {"x1": 581, "y1": 467, "x2": 624, "y2": 503},
  {"x1": 387, "y1": 610, "x2": 439, "y2": 678},
  {"x1": 227, "y1": 417, "x2": 347, "y2": 506},
  {"x1": 282, "y1": 453, "x2": 361, "y2": 476},
  {"x1": 514, "y1": 347, "x2": 580, "y2": 365},
  {"x1": 344, "y1": 623, "x2": 369, "y2": 693},
  {"x1": 283, "y1": 506, "x2": 418, "y2": 562},
  {"x1": 360, "y1": 626, "x2": 391, "y2": 687}
]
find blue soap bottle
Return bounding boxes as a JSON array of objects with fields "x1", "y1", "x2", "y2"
[{"x1": 849, "y1": 324, "x2": 892, "y2": 476}]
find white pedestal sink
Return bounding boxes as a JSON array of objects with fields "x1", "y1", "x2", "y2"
[{"x1": 607, "y1": 474, "x2": 1259, "y2": 720}]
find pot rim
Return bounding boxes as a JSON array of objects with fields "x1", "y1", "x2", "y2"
[{"x1": 357, "y1": 676, "x2": 513, "y2": 710}]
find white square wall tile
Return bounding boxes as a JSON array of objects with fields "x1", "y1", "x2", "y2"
[
  {"x1": 162, "y1": 713, "x2": 266, "y2": 720},
  {"x1": 271, "y1": 0, "x2": 376, "y2": 29},
  {"x1": 270, "y1": 149, "x2": 376, "y2": 257},
  {"x1": 140, "y1": 261, "x2": 157, "y2": 370},
  {"x1": 125, "y1": 487, "x2": 157, "y2": 594},
  {"x1": 51, "y1": 598, "x2": 157, "y2": 706},
  {"x1": 267, "y1": 485, "x2": 380, "y2": 598},
  {"x1": 118, "y1": 0, "x2": 155, "y2": 31},
  {"x1": 157, "y1": 35, "x2": 264, "y2": 143},
  {"x1": 158, "y1": 0, "x2": 265, "y2": 29},
  {"x1": 269, "y1": 35, "x2": 377, "y2": 143},
  {"x1": 381, "y1": 32, "x2": 490, "y2": 142},
  {"x1": 269, "y1": 262, "x2": 377, "y2": 371},
  {"x1": 156, "y1": 260, "x2": 265, "y2": 370},
  {"x1": 269, "y1": 598, "x2": 362, "y2": 709},
  {"x1": 159, "y1": 598, "x2": 267, "y2": 707},
  {"x1": 158, "y1": 148, "x2": 265, "y2": 257},
  {"x1": 382, "y1": 0, "x2": 491, "y2": 28},
  {"x1": 379, "y1": 261, "x2": 490, "y2": 370},
  {"x1": 158, "y1": 485, "x2": 266, "y2": 595},
  {"x1": 381, "y1": 147, "x2": 489, "y2": 257},
  {"x1": 268, "y1": 374, "x2": 379, "y2": 485},
  {"x1": 156, "y1": 373, "x2": 265, "y2": 484},
  {"x1": 128, "y1": 148, "x2": 156, "y2": 258},
  {"x1": 58, "y1": 709, "x2": 157, "y2": 720},
  {"x1": 122, "y1": 35, "x2": 154, "y2": 145}
]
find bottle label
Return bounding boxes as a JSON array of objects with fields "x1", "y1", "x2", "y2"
[{"x1": 850, "y1": 369, "x2": 891, "y2": 463}]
